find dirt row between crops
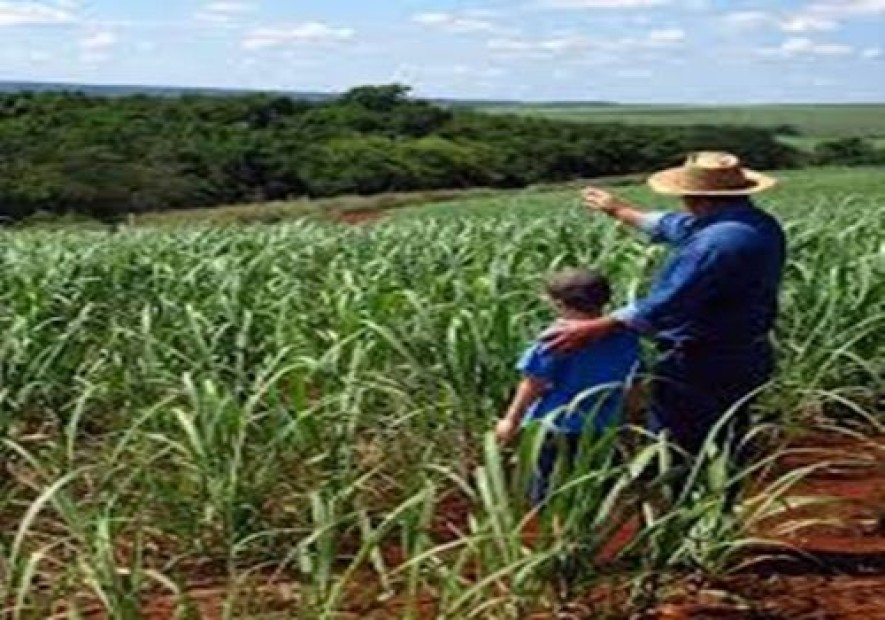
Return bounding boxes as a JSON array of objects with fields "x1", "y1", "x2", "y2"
[
  {"x1": 663, "y1": 430, "x2": 885, "y2": 619},
  {"x1": 332, "y1": 208, "x2": 388, "y2": 225},
  {"x1": 70, "y1": 428, "x2": 884, "y2": 619}
]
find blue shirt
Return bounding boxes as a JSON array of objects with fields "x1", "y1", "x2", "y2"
[
  {"x1": 613, "y1": 199, "x2": 786, "y2": 349},
  {"x1": 517, "y1": 329, "x2": 640, "y2": 434}
]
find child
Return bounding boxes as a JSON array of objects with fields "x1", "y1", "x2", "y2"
[{"x1": 495, "y1": 268, "x2": 640, "y2": 504}]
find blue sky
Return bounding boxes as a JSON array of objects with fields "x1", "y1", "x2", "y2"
[{"x1": 2, "y1": 0, "x2": 883, "y2": 102}]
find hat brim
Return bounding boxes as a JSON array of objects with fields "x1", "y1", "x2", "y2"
[{"x1": 647, "y1": 168, "x2": 778, "y2": 196}]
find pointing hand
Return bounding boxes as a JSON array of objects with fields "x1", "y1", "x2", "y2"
[{"x1": 582, "y1": 186, "x2": 618, "y2": 214}]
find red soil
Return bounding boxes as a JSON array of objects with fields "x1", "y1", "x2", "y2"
[
  {"x1": 657, "y1": 431, "x2": 885, "y2": 619},
  {"x1": 71, "y1": 430, "x2": 885, "y2": 619},
  {"x1": 332, "y1": 208, "x2": 387, "y2": 225}
]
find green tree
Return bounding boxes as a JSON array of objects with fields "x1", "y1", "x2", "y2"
[
  {"x1": 813, "y1": 137, "x2": 883, "y2": 166},
  {"x1": 0, "y1": 86, "x2": 807, "y2": 222},
  {"x1": 340, "y1": 84, "x2": 411, "y2": 111}
]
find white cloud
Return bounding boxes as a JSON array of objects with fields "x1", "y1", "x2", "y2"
[
  {"x1": 806, "y1": 0, "x2": 885, "y2": 16},
  {"x1": 79, "y1": 31, "x2": 117, "y2": 51},
  {"x1": 647, "y1": 27, "x2": 684, "y2": 43},
  {"x1": 721, "y1": 11, "x2": 771, "y2": 28},
  {"x1": 197, "y1": 1, "x2": 254, "y2": 24},
  {"x1": 77, "y1": 29, "x2": 117, "y2": 64},
  {"x1": 862, "y1": 47, "x2": 882, "y2": 58},
  {"x1": 780, "y1": 16, "x2": 838, "y2": 32},
  {"x1": 390, "y1": 62, "x2": 507, "y2": 95},
  {"x1": 782, "y1": 37, "x2": 852, "y2": 55},
  {"x1": 617, "y1": 28, "x2": 687, "y2": 48},
  {"x1": 540, "y1": 0, "x2": 671, "y2": 8},
  {"x1": 487, "y1": 38, "x2": 529, "y2": 53},
  {"x1": 761, "y1": 37, "x2": 853, "y2": 57},
  {"x1": 0, "y1": 1, "x2": 75, "y2": 26},
  {"x1": 722, "y1": 11, "x2": 839, "y2": 33},
  {"x1": 412, "y1": 11, "x2": 499, "y2": 33},
  {"x1": 242, "y1": 22, "x2": 354, "y2": 50},
  {"x1": 204, "y1": 1, "x2": 252, "y2": 11},
  {"x1": 488, "y1": 35, "x2": 588, "y2": 57},
  {"x1": 724, "y1": 0, "x2": 883, "y2": 39},
  {"x1": 451, "y1": 64, "x2": 505, "y2": 78},
  {"x1": 488, "y1": 27, "x2": 683, "y2": 59}
]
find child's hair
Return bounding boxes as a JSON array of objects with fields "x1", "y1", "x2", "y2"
[{"x1": 546, "y1": 268, "x2": 612, "y2": 313}]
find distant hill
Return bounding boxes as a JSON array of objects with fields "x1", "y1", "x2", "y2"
[
  {"x1": 0, "y1": 81, "x2": 334, "y2": 101},
  {"x1": 487, "y1": 102, "x2": 885, "y2": 142},
  {"x1": 0, "y1": 80, "x2": 614, "y2": 108},
  {"x1": 0, "y1": 83, "x2": 802, "y2": 222}
]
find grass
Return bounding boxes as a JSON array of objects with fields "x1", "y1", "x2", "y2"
[
  {"x1": 0, "y1": 167, "x2": 881, "y2": 617},
  {"x1": 14, "y1": 174, "x2": 646, "y2": 230},
  {"x1": 484, "y1": 103, "x2": 885, "y2": 141},
  {"x1": 778, "y1": 135, "x2": 885, "y2": 151},
  {"x1": 128, "y1": 187, "x2": 503, "y2": 228},
  {"x1": 12, "y1": 187, "x2": 505, "y2": 231}
]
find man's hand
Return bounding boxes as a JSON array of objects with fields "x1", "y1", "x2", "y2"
[
  {"x1": 495, "y1": 418, "x2": 520, "y2": 445},
  {"x1": 582, "y1": 186, "x2": 648, "y2": 230},
  {"x1": 582, "y1": 186, "x2": 619, "y2": 214},
  {"x1": 542, "y1": 317, "x2": 618, "y2": 353}
]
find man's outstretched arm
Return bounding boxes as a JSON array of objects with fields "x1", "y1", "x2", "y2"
[
  {"x1": 582, "y1": 187, "x2": 660, "y2": 233},
  {"x1": 583, "y1": 186, "x2": 697, "y2": 244}
]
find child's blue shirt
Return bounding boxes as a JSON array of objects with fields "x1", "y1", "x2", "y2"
[{"x1": 517, "y1": 328, "x2": 640, "y2": 434}]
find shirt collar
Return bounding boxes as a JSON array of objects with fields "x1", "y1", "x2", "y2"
[{"x1": 695, "y1": 198, "x2": 755, "y2": 224}]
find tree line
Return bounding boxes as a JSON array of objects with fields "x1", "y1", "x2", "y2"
[{"x1": 0, "y1": 84, "x2": 872, "y2": 222}]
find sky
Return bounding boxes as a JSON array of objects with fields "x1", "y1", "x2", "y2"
[{"x1": 1, "y1": 0, "x2": 884, "y2": 103}]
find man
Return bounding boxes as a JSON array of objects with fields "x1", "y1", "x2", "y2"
[{"x1": 545, "y1": 152, "x2": 786, "y2": 455}]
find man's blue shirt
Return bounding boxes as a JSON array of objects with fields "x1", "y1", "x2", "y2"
[
  {"x1": 517, "y1": 330, "x2": 640, "y2": 434},
  {"x1": 613, "y1": 199, "x2": 786, "y2": 349}
]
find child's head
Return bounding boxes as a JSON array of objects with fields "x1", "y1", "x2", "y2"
[{"x1": 545, "y1": 268, "x2": 612, "y2": 317}]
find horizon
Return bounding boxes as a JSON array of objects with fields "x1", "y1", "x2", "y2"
[
  {"x1": 1, "y1": 1, "x2": 884, "y2": 104},
  {"x1": 4, "y1": 78, "x2": 885, "y2": 107}
]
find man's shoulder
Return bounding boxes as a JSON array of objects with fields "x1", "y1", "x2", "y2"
[{"x1": 697, "y1": 212, "x2": 784, "y2": 251}]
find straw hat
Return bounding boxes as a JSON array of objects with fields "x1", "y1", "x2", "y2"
[{"x1": 647, "y1": 152, "x2": 777, "y2": 196}]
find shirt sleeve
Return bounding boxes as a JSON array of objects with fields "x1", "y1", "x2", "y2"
[
  {"x1": 641, "y1": 212, "x2": 695, "y2": 245},
  {"x1": 619, "y1": 242, "x2": 720, "y2": 336},
  {"x1": 636, "y1": 212, "x2": 665, "y2": 236},
  {"x1": 611, "y1": 303, "x2": 654, "y2": 334},
  {"x1": 516, "y1": 342, "x2": 558, "y2": 383}
]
